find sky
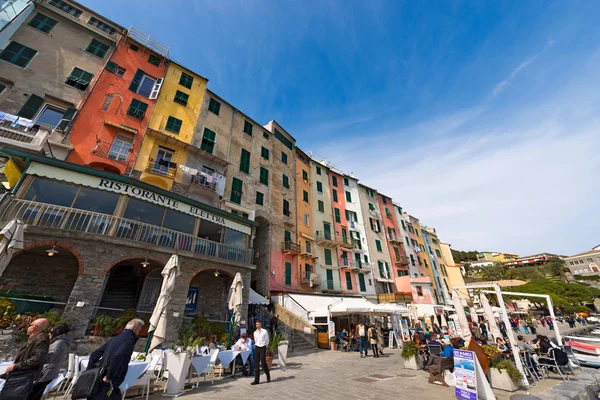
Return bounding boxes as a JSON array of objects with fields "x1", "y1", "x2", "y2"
[{"x1": 81, "y1": 0, "x2": 600, "y2": 256}]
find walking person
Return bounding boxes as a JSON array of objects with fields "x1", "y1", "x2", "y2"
[
  {"x1": 0, "y1": 318, "x2": 49, "y2": 400},
  {"x1": 480, "y1": 322, "x2": 488, "y2": 340},
  {"x1": 368, "y1": 325, "x2": 379, "y2": 358},
  {"x1": 376, "y1": 326, "x2": 384, "y2": 355},
  {"x1": 356, "y1": 321, "x2": 367, "y2": 358},
  {"x1": 87, "y1": 319, "x2": 143, "y2": 399},
  {"x1": 251, "y1": 320, "x2": 270, "y2": 385},
  {"x1": 28, "y1": 323, "x2": 72, "y2": 400}
]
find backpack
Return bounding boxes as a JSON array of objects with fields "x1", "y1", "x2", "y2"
[
  {"x1": 371, "y1": 329, "x2": 378, "y2": 340},
  {"x1": 549, "y1": 348, "x2": 569, "y2": 366}
]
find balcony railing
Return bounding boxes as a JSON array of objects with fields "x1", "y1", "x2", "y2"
[
  {"x1": 395, "y1": 255, "x2": 409, "y2": 265},
  {"x1": 282, "y1": 241, "x2": 300, "y2": 254},
  {"x1": 92, "y1": 140, "x2": 131, "y2": 163},
  {"x1": 0, "y1": 199, "x2": 252, "y2": 264},
  {"x1": 191, "y1": 174, "x2": 217, "y2": 192},
  {"x1": 315, "y1": 231, "x2": 344, "y2": 247},
  {"x1": 146, "y1": 159, "x2": 177, "y2": 178},
  {"x1": 340, "y1": 260, "x2": 359, "y2": 270},
  {"x1": 377, "y1": 293, "x2": 412, "y2": 304},
  {"x1": 323, "y1": 279, "x2": 342, "y2": 292},
  {"x1": 0, "y1": 118, "x2": 50, "y2": 151}
]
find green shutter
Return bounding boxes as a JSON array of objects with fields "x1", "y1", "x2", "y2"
[
  {"x1": 318, "y1": 200, "x2": 324, "y2": 212},
  {"x1": 127, "y1": 99, "x2": 148, "y2": 119},
  {"x1": 0, "y1": 41, "x2": 37, "y2": 68},
  {"x1": 281, "y1": 151, "x2": 288, "y2": 164},
  {"x1": 174, "y1": 90, "x2": 189, "y2": 106},
  {"x1": 378, "y1": 261, "x2": 385, "y2": 278},
  {"x1": 243, "y1": 120, "x2": 253, "y2": 135},
  {"x1": 274, "y1": 128, "x2": 293, "y2": 150},
  {"x1": 86, "y1": 39, "x2": 109, "y2": 58},
  {"x1": 55, "y1": 107, "x2": 77, "y2": 132},
  {"x1": 316, "y1": 181, "x2": 322, "y2": 192},
  {"x1": 261, "y1": 147, "x2": 269, "y2": 160},
  {"x1": 345, "y1": 191, "x2": 352, "y2": 202},
  {"x1": 28, "y1": 13, "x2": 57, "y2": 33},
  {"x1": 331, "y1": 176, "x2": 337, "y2": 187},
  {"x1": 260, "y1": 167, "x2": 269, "y2": 185},
  {"x1": 255, "y1": 191, "x2": 264, "y2": 205},
  {"x1": 165, "y1": 116, "x2": 182, "y2": 133},
  {"x1": 282, "y1": 174, "x2": 289, "y2": 188},
  {"x1": 358, "y1": 273, "x2": 366, "y2": 291},
  {"x1": 284, "y1": 230, "x2": 291, "y2": 242},
  {"x1": 230, "y1": 177, "x2": 242, "y2": 204},
  {"x1": 208, "y1": 98, "x2": 221, "y2": 115},
  {"x1": 201, "y1": 128, "x2": 216, "y2": 153},
  {"x1": 316, "y1": 166, "x2": 321, "y2": 175},
  {"x1": 334, "y1": 208, "x2": 341, "y2": 223},
  {"x1": 302, "y1": 170, "x2": 308, "y2": 180},
  {"x1": 240, "y1": 149, "x2": 251, "y2": 173},
  {"x1": 303, "y1": 190, "x2": 309, "y2": 202},
  {"x1": 129, "y1": 69, "x2": 144, "y2": 92},
  {"x1": 332, "y1": 190, "x2": 338, "y2": 202},
  {"x1": 106, "y1": 61, "x2": 118, "y2": 72},
  {"x1": 376, "y1": 240, "x2": 382, "y2": 252},
  {"x1": 323, "y1": 222, "x2": 331, "y2": 240},
  {"x1": 346, "y1": 272, "x2": 352, "y2": 290},
  {"x1": 326, "y1": 269, "x2": 333, "y2": 289},
  {"x1": 148, "y1": 54, "x2": 161, "y2": 66},
  {"x1": 17, "y1": 94, "x2": 44, "y2": 119},
  {"x1": 179, "y1": 72, "x2": 193, "y2": 89},
  {"x1": 324, "y1": 249, "x2": 332, "y2": 265},
  {"x1": 284, "y1": 262, "x2": 292, "y2": 285}
]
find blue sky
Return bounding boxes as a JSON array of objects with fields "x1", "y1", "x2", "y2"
[{"x1": 82, "y1": 1, "x2": 600, "y2": 256}]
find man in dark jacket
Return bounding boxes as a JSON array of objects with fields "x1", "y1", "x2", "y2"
[
  {"x1": 5, "y1": 318, "x2": 49, "y2": 377},
  {"x1": 87, "y1": 319, "x2": 143, "y2": 399}
]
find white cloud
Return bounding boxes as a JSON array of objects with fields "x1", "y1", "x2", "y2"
[{"x1": 492, "y1": 55, "x2": 539, "y2": 97}]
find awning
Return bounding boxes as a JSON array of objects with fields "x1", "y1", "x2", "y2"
[
  {"x1": 329, "y1": 298, "x2": 378, "y2": 315},
  {"x1": 249, "y1": 288, "x2": 269, "y2": 305},
  {"x1": 103, "y1": 120, "x2": 138, "y2": 134}
]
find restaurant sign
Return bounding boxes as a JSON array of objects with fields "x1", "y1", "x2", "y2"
[
  {"x1": 185, "y1": 287, "x2": 199, "y2": 313},
  {"x1": 454, "y1": 350, "x2": 477, "y2": 400},
  {"x1": 26, "y1": 162, "x2": 251, "y2": 234}
]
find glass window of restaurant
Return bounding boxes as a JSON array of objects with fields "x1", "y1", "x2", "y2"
[
  {"x1": 24, "y1": 177, "x2": 79, "y2": 207},
  {"x1": 197, "y1": 219, "x2": 223, "y2": 243},
  {"x1": 224, "y1": 227, "x2": 246, "y2": 248}
]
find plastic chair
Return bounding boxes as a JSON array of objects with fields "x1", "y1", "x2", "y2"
[
  {"x1": 519, "y1": 350, "x2": 542, "y2": 382},
  {"x1": 63, "y1": 355, "x2": 84, "y2": 398},
  {"x1": 42, "y1": 373, "x2": 65, "y2": 399},
  {"x1": 537, "y1": 350, "x2": 570, "y2": 382},
  {"x1": 120, "y1": 359, "x2": 157, "y2": 400},
  {"x1": 203, "y1": 349, "x2": 220, "y2": 384},
  {"x1": 561, "y1": 345, "x2": 583, "y2": 372},
  {"x1": 55, "y1": 354, "x2": 75, "y2": 394}
]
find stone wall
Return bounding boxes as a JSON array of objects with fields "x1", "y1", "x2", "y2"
[{"x1": 188, "y1": 271, "x2": 233, "y2": 321}]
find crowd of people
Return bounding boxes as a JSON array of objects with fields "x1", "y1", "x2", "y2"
[{"x1": 335, "y1": 321, "x2": 386, "y2": 357}]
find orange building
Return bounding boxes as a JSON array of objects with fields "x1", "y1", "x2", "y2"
[
  {"x1": 329, "y1": 170, "x2": 357, "y2": 294},
  {"x1": 295, "y1": 148, "x2": 317, "y2": 292},
  {"x1": 377, "y1": 193, "x2": 409, "y2": 289},
  {"x1": 67, "y1": 29, "x2": 168, "y2": 175}
]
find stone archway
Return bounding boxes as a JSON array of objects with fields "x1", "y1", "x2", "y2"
[
  {"x1": 0, "y1": 244, "x2": 80, "y2": 304},
  {"x1": 186, "y1": 268, "x2": 234, "y2": 322}
]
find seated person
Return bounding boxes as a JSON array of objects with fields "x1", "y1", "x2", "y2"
[
  {"x1": 232, "y1": 333, "x2": 251, "y2": 376},
  {"x1": 427, "y1": 334, "x2": 442, "y2": 348},
  {"x1": 339, "y1": 329, "x2": 349, "y2": 350},
  {"x1": 516, "y1": 335, "x2": 534, "y2": 352},
  {"x1": 426, "y1": 339, "x2": 454, "y2": 367},
  {"x1": 495, "y1": 337, "x2": 508, "y2": 352},
  {"x1": 503, "y1": 337, "x2": 513, "y2": 350}
]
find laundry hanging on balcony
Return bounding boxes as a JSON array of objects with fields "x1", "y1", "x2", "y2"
[{"x1": 179, "y1": 165, "x2": 198, "y2": 176}]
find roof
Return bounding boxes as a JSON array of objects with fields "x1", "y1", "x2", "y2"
[
  {"x1": 470, "y1": 280, "x2": 528, "y2": 287},
  {"x1": 0, "y1": 147, "x2": 254, "y2": 228},
  {"x1": 564, "y1": 249, "x2": 600, "y2": 259},
  {"x1": 70, "y1": 0, "x2": 126, "y2": 31},
  {"x1": 205, "y1": 89, "x2": 270, "y2": 137},
  {"x1": 169, "y1": 60, "x2": 209, "y2": 83}
]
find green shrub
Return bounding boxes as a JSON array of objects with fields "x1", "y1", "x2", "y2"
[
  {"x1": 0, "y1": 298, "x2": 16, "y2": 329},
  {"x1": 401, "y1": 340, "x2": 419, "y2": 360},
  {"x1": 493, "y1": 359, "x2": 523, "y2": 383},
  {"x1": 114, "y1": 308, "x2": 138, "y2": 329},
  {"x1": 94, "y1": 314, "x2": 117, "y2": 336},
  {"x1": 39, "y1": 310, "x2": 73, "y2": 331}
]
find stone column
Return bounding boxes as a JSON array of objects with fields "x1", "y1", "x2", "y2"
[
  {"x1": 240, "y1": 269, "x2": 251, "y2": 332},
  {"x1": 164, "y1": 273, "x2": 188, "y2": 344},
  {"x1": 63, "y1": 273, "x2": 106, "y2": 338}
]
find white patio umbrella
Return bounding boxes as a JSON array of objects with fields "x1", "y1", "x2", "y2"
[
  {"x1": 452, "y1": 290, "x2": 471, "y2": 342},
  {"x1": 148, "y1": 254, "x2": 180, "y2": 350},
  {"x1": 480, "y1": 293, "x2": 502, "y2": 340},
  {"x1": 0, "y1": 219, "x2": 24, "y2": 276},
  {"x1": 470, "y1": 307, "x2": 479, "y2": 325},
  {"x1": 228, "y1": 272, "x2": 243, "y2": 326}
]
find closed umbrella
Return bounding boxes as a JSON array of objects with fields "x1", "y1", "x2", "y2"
[
  {"x1": 470, "y1": 307, "x2": 479, "y2": 326},
  {"x1": 228, "y1": 272, "x2": 243, "y2": 344},
  {"x1": 452, "y1": 290, "x2": 471, "y2": 342},
  {"x1": 480, "y1": 293, "x2": 502, "y2": 340},
  {"x1": 0, "y1": 219, "x2": 24, "y2": 276},
  {"x1": 146, "y1": 255, "x2": 180, "y2": 351}
]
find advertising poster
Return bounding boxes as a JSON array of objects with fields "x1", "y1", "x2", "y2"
[
  {"x1": 454, "y1": 350, "x2": 477, "y2": 400},
  {"x1": 185, "y1": 287, "x2": 199, "y2": 313},
  {"x1": 328, "y1": 321, "x2": 335, "y2": 338}
]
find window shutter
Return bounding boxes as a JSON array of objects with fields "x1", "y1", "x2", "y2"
[
  {"x1": 106, "y1": 61, "x2": 118, "y2": 73},
  {"x1": 18, "y1": 94, "x2": 44, "y2": 119},
  {"x1": 149, "y1": 78, "x2": 163, "y2": 99},
  {"x1": 129, "y1": 69, "x2": 144, "y2": 92},
  {"x1": 55, "y1": 107, "x2": 77, "y2": 132},
  {"x1": 324, "y1": 249, "x2": 332, "y2": 265}
]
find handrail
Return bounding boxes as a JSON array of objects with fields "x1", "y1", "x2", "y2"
[
  {"x1": 0, "y1": 199, "x2": 252, "y2": 264},
  {"x1": 283, "y1": 293, "x2": 309, "y2": 314}
]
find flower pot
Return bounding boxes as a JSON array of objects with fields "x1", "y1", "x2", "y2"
[
  {"x1": 165, "y1": 352, "x2": 192, "y2": 396},
  {"x1": 489, "y1": 367, "x2": 519, "y2": 392},
  {"x1": 330, "y1": 342, "x2": 337, "y2": 351},
  {"x1": 278, "y1": 341, "x2": 289, "y2": 371},
  {"x1": 403, "y1": 356, "x2": 422, "y2": 370},
  {"x1": 266, "y1": 355, "x2": 274, "y2": 370},
  {"x1": 139, "y1": 327, "x2": 149, "y2": 338},
  {"x1": 91, "y1": 324, "x2": 101, "y2": 336}
]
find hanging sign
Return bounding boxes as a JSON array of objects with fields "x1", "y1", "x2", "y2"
[
  {"x1": 454, "y1": 350, "x2": 477, "y2": 400},
  {"x1": 185, "y1": 287, "x2": 199, "y2": 313}
]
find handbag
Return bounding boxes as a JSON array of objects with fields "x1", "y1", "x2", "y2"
[
  {"x1": 71, "y1": 352, "x2": 111, "y2": 399},
  {"x1": 0, "y1": 369, "x2": 37, "y2": 400}
]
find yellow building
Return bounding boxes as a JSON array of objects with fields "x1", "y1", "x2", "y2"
[
  {"x1": 477, "y1": 252, "x2": 519, "y2": 263},
  {"x1": 440, "y1": 242, "x2": 468, "y2": 299},
  {"x1": 410, "y1": 216, "x2": 442, "y2": 299},
  {"x1": 134, "y1": 62, "x2": 208, "y2": 190}
]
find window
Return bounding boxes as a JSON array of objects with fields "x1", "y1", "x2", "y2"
[
  {"x1": 208, "y1": 98, "x2": 221, "y2": 115},
  {"x1": 255, "y1": 191, "x2": 264, "y2": 206},
  {"x1": 331, "y1": 176, "x2": 338, "y2": 187},
  {"x1": 393, "y1": 246, "x2": 401, "y2": 261},
  {"x1": 129, "y1": 43, "x2": 139, "y2": 52},
  {"x1": 230, "y1": 177, "x2": 242, "y2": 204},
  {"x1": 382, "y1": 197, "x2": 387, "y2": 204},
  {"x1": 148, "y1": 54, "x2": 161, "y2": 66},
  {"x1": 346, "y1": 272, "x2": 352, "y2": 290},
  {"x1": 279, "y1": 152, "x2": 288, "y2": 165},
  {"x1": 303, "y1": 190, "x2": 309, "y2": 203},
  {"x1": 263, "y1": 132, "x2": 269, "y2": 140},
  {"x1": 378, "y1": 261, "x2": 385, "y2": 278},
  {"x1": 261, "y1": 147, "x2": 269, "y2": 160},
  {"x1": 28, "y1": 13, "x2": 57, "y2": 33},
  {"x1": 334, "y1": 208, "x2": 341, "y2": 223},
  {"x1": 332, "y1": 190, "x2": 338, "y2": 202},
  {"x1": 85, "y1": 39, "x2": 109, "y2": 58},
  {"x1": 274, "y1": 128, "x2": 293, "y2": 150},
  {"x1": 240, "y1": 149, "x2": 251, "y2": 174},
  {"x1": 260, "y1": 167, "x2": 269, "y2": 185},
  {"x1": 323, "y1": 222, "x2": 332, "y2": 240},
  {"x1": 415, "y1": 230, "x2": 419, "y2": 237},
  {"x1": 432, "y1": 238, "x2": 438, "y2": 244},
  {"x1": 344, "y1": 178, "x2": 349, "y2": 186},
  {"x1": 283, "y1": 199, "x2": 290, "y2": 216},
  {"x1": 435, "y1": 249, "x2": 442, "y2": 258},
  {"x1": 306, "y1": 241, "x2": 312, "y2": 253},
  {"x1": 303, "y1": 213, "x2": 309, "y2": 226},
  {"x1": 376, "y1": 240, "x2": 382, "y2": 252},
  {"x1": 127, "y1": 98, "x2": 148, "y2": 119},
  {"x1": 302, "y1": 170, "x2": 308, "y2": 181},
  {"x1": 324, "y1": 249, "x2": 333, "y2": 265},
  {"x1": 243, "y1": 120, "x2": 253, "y2": 136},
  {"x1": 316, "y1": 166, "x2": 322, "y2": 175},
  {"x1": 200, "y1": 128, "x2": 216, "y2": 153},
  {"x1": 284, "y1": 262, "x2": 292, "y2": 285},
  {"x1": 129, "y1": 69, "x2": 158, "y2": 98},
  {"x1": 174, "y1": 90, "x2": 189, "y2": 106},
  {"x1": 416, "y1": 286, "x2": 423, "y2": 296},
  {"x1": 179, "y1": 72, "x2": 194, "y2": 89},
  {"x1": 87, "y1": 16, "x2": 116, "y2": 35},
  {"x1": 49, "y1": 0, "x2": 82, "y2": 17},
  {"x1": 108, "y1": 134, "x2": 133, "y2": 162},
  {"x1": 65, "y1": 67, "x2": 93, "y2": 90},
  {"x1": 305, "y1": 264, "x2": 312, "y2": 280},
  {"x1": 345, "y1": 191, "x2": 351, "y2": 202},
  {"x1": 318, "y1": 200, "x2": 324, "y2": 212},
  {"x1": 358, "y1": 274, "x2": 366, "y2": 292},
  {"x1": 401, "y1": 220, "x2": 406, "y2": 230},
  {"x1": 345, "y1": 210, "x2": 350, "y2": 221},
  {"x1": 35, "y1": 105, "x2": 66, "y2": 127},
  {"x1": 316, "y1": 182, "x2": 323, "y2": 192},
  {"x1": 282, "y1": 174, "x2": 290, "y2": 188},
  {"x1": 0, "y1": 41, "x2": 37, "y2": 68},
  {"x1": 284, "y1": 230, "x2": 291, "y2": 242},
  {"x1": 165, "y1": 116, "x2": 182, "y2": 133}
]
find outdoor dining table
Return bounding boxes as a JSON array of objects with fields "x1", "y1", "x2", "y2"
[
  {"x1": 189, "y1": 355, "x2": 211, "y2": 387},
  {"x1": 80, "y1": 358, "x2": 149, "y2": 392},
  {"x1": 218, "y1": 349, "x2": 252, "y2": 376}
]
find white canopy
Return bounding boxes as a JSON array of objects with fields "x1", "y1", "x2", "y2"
[
  {"x1": 329, "y1": 298, "x2": 409, "y2": 315},
  {"x1": 249, "y1": 288, "x2": 269, "y2": 305}
]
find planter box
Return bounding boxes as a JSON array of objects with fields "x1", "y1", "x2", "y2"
[
  {"x1": 489, "y1": 367, "x2": 519, "y2": 392},
  {"x1": 165, "y1": 352, "x2": 192, "y2": 396},
  {"x1": 403, "y1": 356, "x2": 422, "y2": 370}
]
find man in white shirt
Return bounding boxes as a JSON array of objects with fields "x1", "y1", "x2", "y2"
[
  {"x1": 252, "y1": 320, "x2": 270, "y2": 385},
  {"x1": 233, "y1": 333, "x2": 252, "y2": 376}
]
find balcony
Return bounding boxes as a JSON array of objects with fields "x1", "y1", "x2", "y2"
[
  {"x1": 395, "y1": 255, "x2": 409, "y2": 266},
  {"x1": 92, "y1": 139, "x2": 131, "y2": 163},
  {"x1": 340, "y1": 236, "x2": 357, "y2": 249},
  {"x1": 146, "y1": 159, "x2": 177, "y2": 178},
  {"x1": 322, "y1": 279, "x2": 343, "y2": 293},
  {"x1": 340, "y1": 260, "x2": 359, "y2": 270},
  {"x1": 282, "y1": 241, "x2": 300, "y2": 255},
  {"x1": 191, "y1": 173, "x2": 217, "y2": 192},
  {"x1": 315, "y1": 231, "x2": 344, "y2": 248},
  {"x1": 386, "y1": 233, "x2": 403, "y2": 245},
  {"x1": 1, "y1": 199, "x2": 252, "y2": 264},
  {"x1": 377, "y1": 292, "x2": 412, "y2": 304},
  {"x1": 0, "y1": 117, "x2": 51, "y2": 152}
]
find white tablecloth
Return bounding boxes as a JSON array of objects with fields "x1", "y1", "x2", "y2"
[
  {"x1": 190, "y1": 355, "x2": 211, "y2": 376},
  {"x1": 217, "y1": 350, "x2": 236, "y2": 366},
  {"x1": 119, "y1": 361, "x2": 149, "y2": 392}
]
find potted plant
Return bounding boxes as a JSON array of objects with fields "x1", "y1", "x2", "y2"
[
  {"x1": 0, "y1": 298, "x2": 16, "y2": 329},
  {"x1": 329, "y1": 336, "x2": 336, "y2": 351},
  {"x1": 139, "y1": 313, "x2": 151, "y2": 338},
  {"x1": 401, "y1": 340, "x2": 422, "y2": 370},
  {"x1": 114, "y1": 308, "x2": 138, "y2": 335},
  {"x1": 165, "y1": 323, "x2": 205, "y2": 396},
  {"x1": 482, "y1": 345, "x2": 522, "y2": 391},
  {"x1": 92, "y1": 315, "x2": 116, "y2": 337},
  {"x1": 266, "y1": 333, "x2": 285, "y2": 369}
]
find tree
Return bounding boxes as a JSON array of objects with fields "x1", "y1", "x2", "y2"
[
  {"x1": 451, "y1": 249, "x2": 480, "y2": 263},
  {"x1": 503, "y1": 280, "x2": 600, "y2": 313},
  {"x1": 482, "y1": 262, "x2": 507, "y2": 281}
]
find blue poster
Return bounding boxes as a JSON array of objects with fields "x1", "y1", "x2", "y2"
[
  {"x1": 185, "y1": 287, "x2": 199, "y2": 312},
  {"x1": 454, "y1": 350, "x2": 477, "y2": 400}
]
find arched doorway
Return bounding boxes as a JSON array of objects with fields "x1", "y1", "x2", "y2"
[
  {"x1": 186, "y1": 269, "x2": 233, "y2": 321},
  {"x1": 0, "y1": 244, "x2": 80, "y2": 312},
  {"x1": 252, "y1": 216, "x2": 271, "y2": 294},
  {"x1": 98, "y1": 258, "x2": 162, "y2": 316}
]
